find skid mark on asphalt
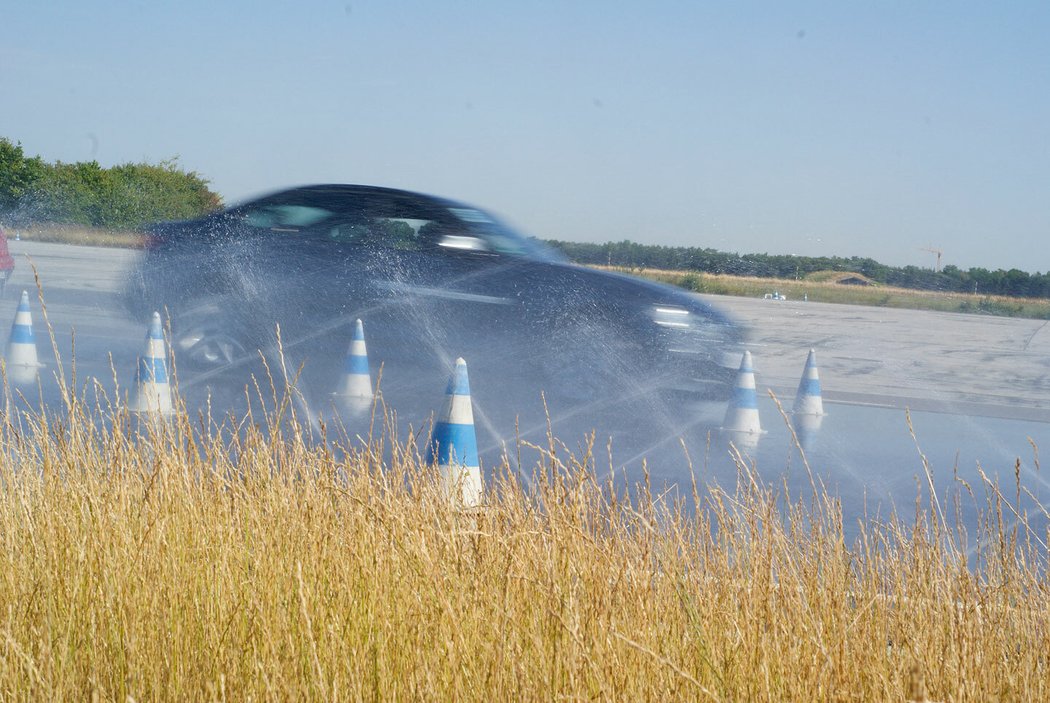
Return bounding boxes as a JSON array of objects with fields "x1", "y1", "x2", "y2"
[{"x1": 1022, "y1": 319, "x2": 1049, "y2": 351}]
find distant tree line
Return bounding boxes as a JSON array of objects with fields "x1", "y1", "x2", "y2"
[
  {"x1": 0, "y1": 138, "x2": 221, "y2": 230},
  {"x1": 546, "y1": 239, "x2": 1050, "y2": 300}
]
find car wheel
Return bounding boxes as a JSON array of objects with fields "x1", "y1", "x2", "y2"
[{"x1": 171, "y1": 300, "x2": 254, "y2": 373}]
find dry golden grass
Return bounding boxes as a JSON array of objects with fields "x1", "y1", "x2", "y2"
[
  {"x1": 9, "y1": 224, "x2": 147, "y2": 249},
  {"x1": 0, "y1": 376, "x2": 1046, "y2": 700}
]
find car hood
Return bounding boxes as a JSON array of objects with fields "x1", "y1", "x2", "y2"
[{"x1": 549, "y1": 261, "x2": 742, "y2": 328}]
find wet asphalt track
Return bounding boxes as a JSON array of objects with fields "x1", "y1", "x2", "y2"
[
  {"x1": 7, "y1": 239, "x2": 1049, "y2": 421},
  {"x1": 727, "y1": 295, "x2": 1050, "y2": 424},
  {"x1": 3, "y1": 241, "x2": 1049, "y2": 536}
]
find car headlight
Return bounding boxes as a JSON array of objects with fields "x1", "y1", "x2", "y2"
[
  {"x1": 652, "y1": 305, "x2": 692, "y2": 329},
  {"x1": 652, "y1": 304, "x2": 743, "y2": 371}
]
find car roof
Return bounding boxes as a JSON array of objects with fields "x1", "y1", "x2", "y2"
[{"x1": 230, "y1": 184, "x2": 470, "y2": 213}]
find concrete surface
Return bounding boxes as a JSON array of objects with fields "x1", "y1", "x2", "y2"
[
  {"x1": 3, "y1": 240, "x2": 1048, "y2": 422},
  {"x1": 704, "y1": 295, "x2": 1050, "y2": 422}
]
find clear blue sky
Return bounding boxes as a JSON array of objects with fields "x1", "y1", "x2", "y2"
[{"x1": 2, "y1": 1, "x2": 1047, "y2": 271}]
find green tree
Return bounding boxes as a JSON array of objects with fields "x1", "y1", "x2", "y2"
[
  {"x1": 103, "y1": 160, "x2": 222, "y2": 229},
  {"x1": 0, "y1": 138, "x2": 45, "y2": 214},
  {"x1": 32, "y1": 160, "x2": 109, "y2": 225}
]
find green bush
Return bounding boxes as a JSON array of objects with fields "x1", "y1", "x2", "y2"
[{"x1": 0, "y1": 138, "x2": 222, "y2": 229}]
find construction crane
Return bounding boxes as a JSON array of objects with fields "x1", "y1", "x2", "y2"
[{"x1": 920, "y1": 246, "x2": 943, "y2": 272}]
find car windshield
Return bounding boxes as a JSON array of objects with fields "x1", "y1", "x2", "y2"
[{"x1": 445, "y1": 207, "x2": 565, "y2": 261}]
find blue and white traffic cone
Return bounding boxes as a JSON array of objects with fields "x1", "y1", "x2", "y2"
[
  {"x1": 334, "y1": 319, "x2": 373, "y2": 399},
  {"x1": 426, "y1": 358, "x2": 483, "y2": 508},
  {"x1": 129, "y1": 311, "x2": 174, "y2": 415},
  {"x1": 792, "y1": 349, "x2": 825, "y2": 416},
  {"x1": 721, "y1": 350, "x2": 764, "y2": 435},
  {"x1": 5, "y1": 291, "x2": 42, "y2": 385}
]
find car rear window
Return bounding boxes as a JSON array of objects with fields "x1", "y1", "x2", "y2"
[{"x1": 244, "y1": 204, "x2": 333, "y2": 230}]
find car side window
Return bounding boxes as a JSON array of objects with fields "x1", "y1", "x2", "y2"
[
  {"x1": 328, "y1": 217, "x2": 427, "y2": 250},
  {"x1": 243, "y1": 204, "x2": 333, "y2": 232}
]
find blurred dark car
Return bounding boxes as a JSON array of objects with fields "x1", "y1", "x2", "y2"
[{"x1": 122, "y1": 185, "x2": 743, "y2": 433}]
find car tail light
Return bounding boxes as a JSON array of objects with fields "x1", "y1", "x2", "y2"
[{"x1": 138, "y1": 232, "x2": 163, "y2": 249}]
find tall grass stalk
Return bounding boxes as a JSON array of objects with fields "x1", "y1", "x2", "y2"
[{"x1": 0, "y1": 380, "x2": 1046, "y2": 700}]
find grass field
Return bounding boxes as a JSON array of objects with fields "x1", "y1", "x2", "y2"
[
  {"x1": 602, "y1": 266, "x2": 1050, "y2": 319},
  {"x1": 5, "y1": 224, "x2": 147, "y2": 249},
  {"x1": 0, "y1": 377, "x2": 1045, "y2": 700}
]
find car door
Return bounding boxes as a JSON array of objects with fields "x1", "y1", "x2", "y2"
[
  {"x1": 215, "y1": 200, "x2": 350, "y2": 356},
  {"x1": 327, "y1": 215, "x2": 527, "y2": 395}
]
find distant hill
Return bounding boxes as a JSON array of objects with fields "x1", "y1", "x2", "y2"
[{"x1": 805, "y1": 270, "x2": 877, "y2": 286}]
